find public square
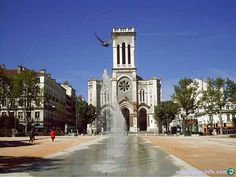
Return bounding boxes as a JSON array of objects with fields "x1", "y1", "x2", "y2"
[
  {"x1": 1, "y1": 1, "x2": 236, "y2": 177},
  {"x1": 0, "y1": 135, "x2": 235, "y2": 177}
]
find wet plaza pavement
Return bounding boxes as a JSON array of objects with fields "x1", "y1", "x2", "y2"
[
  {"x1": 27, "y1": 135, "x2": 181, "y2": 177},
  {"x1": 1, "y1": 135, "x2": 207, "y2": 177}
]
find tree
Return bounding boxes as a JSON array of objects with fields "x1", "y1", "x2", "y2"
[
  {"x1": 226, "y1": 80, "x2": 236, "y2": 131},
  {"x1": 0, "y1": 66, "x2": 19, "y2": 129},
  {"x1": 154, "y1": 101, "x2": 179, "y2": 134},
  {"x1": 225, "y1": 79, "x2": 236, "y2": 105},
  {"x1": 15, "y1": 70, "x2": 41, "y2": 133},
  {"x1": 52, "y1": 103, "x2": 70, "y2": 129},
  {"x1": 212, "y1": 78, "x2": 235, "y2": 135},
  {"x1": 199, "y1": 78, "x2": 236, "y2": 135},
  {"x1": 199, "y1": 78, "x2": 217, "y2": 134},
  {"x1": 173, "y1": 78, "x2": 199, "y2": 135},
  {"x1": 75, "y1": 96, "x2": 97, "y2": 134},
  {"x1": 0, "y1": 67, "x2": 13, "y2": 112}
]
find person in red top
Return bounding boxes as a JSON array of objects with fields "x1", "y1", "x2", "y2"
[{"x1": 50, "y1": 129, "x2": 56, "y2": 142}]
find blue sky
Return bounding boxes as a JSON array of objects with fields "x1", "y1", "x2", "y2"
[{"x1": 1, "y1": 0, "x2": 236, "y2": 100}]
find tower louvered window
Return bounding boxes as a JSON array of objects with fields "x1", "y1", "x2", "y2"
[
  {"x1": 122, "y1": 42, "x2": 126, "y2": 64},
  {"x1": 128, "y1": 44, "x2": 131, "y2": 64},
  {"x1": 117, "y1": 45, "x2": 120, "y2": 64}
]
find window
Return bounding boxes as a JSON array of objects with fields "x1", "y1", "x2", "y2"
[
  {"x1": 1, "y1": 99, "x2": 6, "y2": 107},
  {"x1": 128, "y1": 44, "x2": 131, "y2": 64},
  {"x1": 122, "y1": 42, "x2": 126, "y2": 64},
  {"x1": 226, "y1": 105, "x2": 230, "y2": 110},
  {"x1": 35, "y1": 99, "x2": 40, "y2": 107},
  {"x1": 117, "y1": 45, "x2": 120, "y2": 64},
  {"x1": 10, "y1": 99, "x2": 15, "y2": 108},
  {"x1": 26, "y1": 100, "x2": 31, "y2": 108},
  {"x1": 90, "y1": 91, "x2": 92, "y2": 103},
  {"x1": 9, "y1": 112, "x2": 14, "y2": 117},
  {"x1": 139, "y1": 89, "x2": 145, "y2": 102},
  {"x1": 26, "y1": 112, "x2": 31, "y2": 118},
  {"x1": 18, "y1": 99, "x2": 24, "y2": 107},
  {"x1": 118, "y1": 79, "x2": 130, "y2": 92},
  {"x1": 227, "y1": 114, "x2": 230, "y2": 121},
  {"x1": 35, "y1": 112, "x2": 40, "y2": 119},
  {"x1": 18, "y1": 112, "x2": 23, "y2": 119},
  {"x1": 2, "y1": 112, "x2": 7, "y2": 116}
]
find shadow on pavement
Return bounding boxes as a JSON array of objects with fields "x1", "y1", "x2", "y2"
[
  {"x1": 0, "y1": 156, "x2": 62, "y2": 173},
  {"x1": 0, "y1": 140, "x2": 34, "y2": 148}
]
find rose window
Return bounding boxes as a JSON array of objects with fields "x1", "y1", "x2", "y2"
[{"x1": 118, "y1": 79, "x2": 130, "y2": 92}]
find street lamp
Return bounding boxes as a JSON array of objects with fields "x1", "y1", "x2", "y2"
[
  {"x1": 51, "y1": 105, "x2": 55, "y2": 128},
  {"x1": 76, "y1": 112, "x2": 79, "y2": 132}
]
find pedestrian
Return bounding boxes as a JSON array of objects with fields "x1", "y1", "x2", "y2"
[
  {"x1": 29, "y1": 128, "x2": 35, "y2": 144},
  {"x1": 50, "y1": 129, "x2": 56, "y2": 142}
]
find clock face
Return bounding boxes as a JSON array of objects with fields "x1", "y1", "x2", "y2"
[{"x1": 118, "y1": 79, "x2": 131, "y2": 92}]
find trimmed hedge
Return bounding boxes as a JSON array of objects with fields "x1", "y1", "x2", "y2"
[
  {"x1": 229, "y1": 134, "x2": 236, "y2": 138},
  {"x1": 0, "y1": 128, "x2": 12, "y2": 137}
]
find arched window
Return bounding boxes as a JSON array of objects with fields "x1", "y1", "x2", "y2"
[
  {"x1": 117, "y1": 45, "x2": 120, "y2": 64},
  {"x1": 128, "y1": 44, "x2": 131, "y2": 64},
  {"x1": 140, "y1": 89, "x2": 145, "y2": 102},
  {"x1": 122, "y1": 42, "x2": 126, "y2": 64}
]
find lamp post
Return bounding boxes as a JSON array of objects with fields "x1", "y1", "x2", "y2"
[
  {"x1": 51, "y1": 105, "x2": 55, "y2": 129},
  {"x1": 76, "y1": 112, "x2": 79, "y2": 133}
]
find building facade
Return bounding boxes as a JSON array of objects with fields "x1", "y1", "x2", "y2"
[
  {"x1": 0, "y1": 66, "x2": 76, "y2": 132},
  {"x1": 170, "y1": 79, "x2": 236, "y2": 135},
  {"x1": 88, "y1": 27, "x2": 161, "y2": 132},
  {"x1": 194, "y1": 79, "x2": 236, "y2": 135}
]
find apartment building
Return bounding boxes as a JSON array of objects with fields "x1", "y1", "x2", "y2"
[{"x1": 0, "y1": 65, "x2": 76, "y2": 132}]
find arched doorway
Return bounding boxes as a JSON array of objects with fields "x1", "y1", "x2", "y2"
[
  {"x1": 121, "y1": 107, "x2": 130, "y2": 131},
  {"x1": 139, "y1": 108, "x2": 147, "y2": 131}
]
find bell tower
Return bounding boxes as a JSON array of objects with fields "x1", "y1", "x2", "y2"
[
  {"x1": 112, "y1": 27, "x2": 136, "y2": 70},
  {"x1": 111, "y1": 27, "x2": 138, "y2": 132}
]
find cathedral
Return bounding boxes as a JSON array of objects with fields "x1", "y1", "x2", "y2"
[{"x1": 88, "y1": 27, "x2": 161, "y2": 132}]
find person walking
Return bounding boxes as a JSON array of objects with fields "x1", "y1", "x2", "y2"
[
  {"x1": 50, "y1": 129, "x2": 56, "y2": 142},
  {"x1": 29, "y1": 128, "x2": 35, "y2": 144}
]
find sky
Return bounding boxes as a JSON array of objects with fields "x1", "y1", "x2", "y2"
[{"x1": 0, "y1": 0, "x2": 236, "y2": 100}]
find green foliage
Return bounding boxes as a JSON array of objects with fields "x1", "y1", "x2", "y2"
[
  {"x1": 0, "y1": 128, "x2": 12, "y2": 137},
  {"x1": 155, "y1": 101, "x2": 179, "y2": 134},
  {"x1": 0, "y1": 111, "x2": 17, "y2": 137},
  {"x1": 0, "y1": 68, "x2": 18, "y2": 109},
  {"x1": 53, "y1": 104, "x2": 69, "y2": 120},
  {"x1": 232, "y1": 117, "x2": 236, "y2": 131},
  {"x1": 0, "y1": 115, "x2": 17, "y2": 129},
  {"x1": 15, "y1": 71, "x2": 41, "y2": 132},
  {"x1": 75, "y1": 96, "x2": 97, "y2": 134},
  {"x1": 55, "y1": 129, "x2": 64, "y2": 136},
  {"x1": 173, "y1": 78, "x2": 199, "y2": 114},
  {"x1": 200, "y1": 77, "x2": 236, "y2": 135},
  {"x1": 225, "y1": 79, "x2": 236, "y2": 105},
  {"x1": 199, "y1": 78, "x2": 217, "y2": 126},
  {"x1": 229, "y1": 134, "x2": 236, "y2": 138},
  {"x1": 173, "y1": 78, "x2": 199, "y2": 135},
  {"x1": 0, "y1": 69, "x2": 41, "y2": 133},
  {"x1": 15, "y1": 70, "x2": 40, "y2": 103}
]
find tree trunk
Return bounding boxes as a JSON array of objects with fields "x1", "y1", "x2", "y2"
[
  {"x1": 219, "y1": 112, "x2": 223, "y2": 135},
  {"x1": 182, "y1": 115, "x2": 186, "y2": 136},
  {"x1": 165, "y1": 124, "x2": 168, "y2": 135}
]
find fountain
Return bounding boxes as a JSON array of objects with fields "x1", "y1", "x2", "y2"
[
  {"x1": 100, "y1": 69, "x2": 127, "y2": 135},
  {"x1": 92, "y1": 69, "x2": 128, "y2": 174}
]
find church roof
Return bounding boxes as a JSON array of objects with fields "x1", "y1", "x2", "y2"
[{"x1": 136, "y1": 75, "x2": 143, "y2": 80}]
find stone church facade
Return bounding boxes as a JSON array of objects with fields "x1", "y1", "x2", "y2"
[{"x1": 88, "y1": 27, "x2": 161, "y2": 132}]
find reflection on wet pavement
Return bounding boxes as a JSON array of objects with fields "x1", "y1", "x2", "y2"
[{"x1": 30, "y1": 135, "x2": 179, "y2": 177}]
